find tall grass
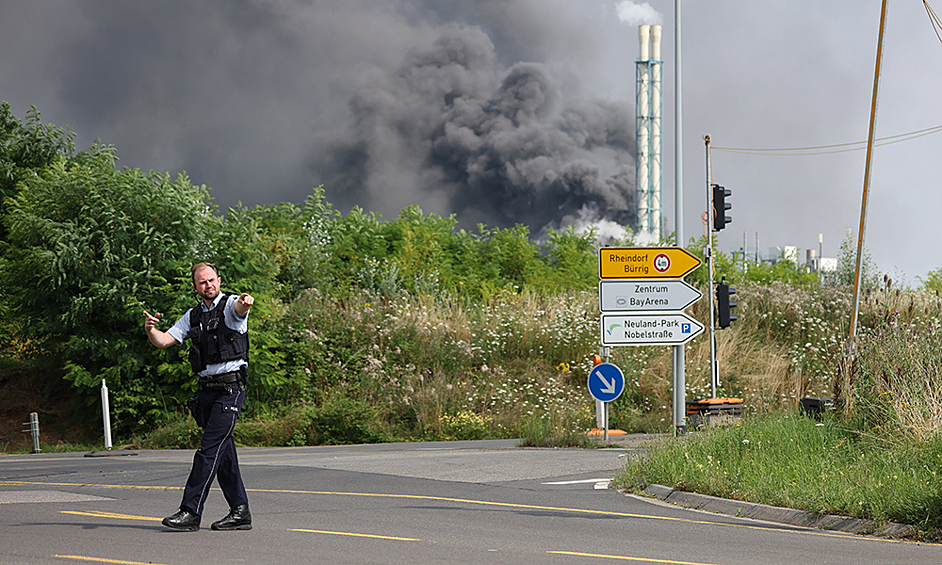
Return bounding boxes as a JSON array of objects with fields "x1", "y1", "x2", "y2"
[
  {"x1": 258, "y1": 286, "x2": 598, "y2": 443},
  {"x1": 614, "y1": 415, "x2": 942, "y2": 534},
  {"x1": 848, "y1": 285, "x2": 942, "y2": 441},
  {"x1": 133, "y1": 271, "x2": 942, "y2": 462},
  {"x1": 605, "y1": 280, "x2": 849, "y2": 430},
  {"x1": 616, "y1": 281, "x2": 942, "y2": 537}
]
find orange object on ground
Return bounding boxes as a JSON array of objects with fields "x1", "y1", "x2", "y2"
[{"x1": 586, "y1": 428, "x2": 628, "y2": 436}]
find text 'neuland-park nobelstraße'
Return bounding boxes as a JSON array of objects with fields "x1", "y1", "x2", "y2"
[{"x1": 600, "y1": 313, "x2": 704, "y2": 346}]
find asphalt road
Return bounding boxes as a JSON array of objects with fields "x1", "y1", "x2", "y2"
[{"x1": 1, "y1": 439, "x2": 939, "y2": 564}]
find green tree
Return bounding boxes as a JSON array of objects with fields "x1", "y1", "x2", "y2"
[
  {"x1": 0, "y1": 143, "x2": 214, "y2": 433},
  {"x1": 0, "y1": 102, "x2": 75, "y2": 237},
  {"x1": 383, "y1": 205, "x2": 457, "y2": 296},
  {"x1": 221, "y1": 192, "x2": 332, "y2": 299},
  {"x1": 739, "y1": 254, "x2": 818, "y2": 287},
  {"x1": 0, "y1": 103, "x2": 76, "y2": 351},
  {"x1": 537, "y1": 225, "x2": 599, "y2": 291},
  {"x1": 322, "y1": 206, "x2": 389, "y2": 292},
  {"x1": 835, "y1": 227, "x2": 880, "y2": 289},
  {"x1": 918, "y1": 267, "x2": 942, "y2": 292},
  {"x1": 446, "y1": 224, "x2": 540, "y2": 299}
]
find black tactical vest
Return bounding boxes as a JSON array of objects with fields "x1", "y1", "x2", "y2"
[{"x1": 187, "y1": 293, "x2": 250, "y2": 373}]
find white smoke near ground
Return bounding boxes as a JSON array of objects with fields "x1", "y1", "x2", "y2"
[
  {"x1": 570, "y1": 212, "x2": 660, "y2": 247},
  {"x1": 569, "y1": 205, "x2": 635, "y2": 245}
]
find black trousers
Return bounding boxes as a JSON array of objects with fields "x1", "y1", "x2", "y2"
[{"x1": 181, "y1": 385, "x2": 248, "y2": 516}]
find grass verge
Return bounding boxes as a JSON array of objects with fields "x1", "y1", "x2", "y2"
[
  {"x1": 612, "y1": 414, "x2": 942, "y2": 540},
  {"x1": 0, "y1": 442, "x2": 107, "y2": 454}
]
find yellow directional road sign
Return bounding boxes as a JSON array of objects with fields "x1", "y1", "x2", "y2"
[{"x1": 599, "y1": 247, "x2": 701, "y2": 279}]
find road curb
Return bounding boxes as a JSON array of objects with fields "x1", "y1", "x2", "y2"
[{"x1": 642, "y1": 484, "x2": 915, "y2": 539}]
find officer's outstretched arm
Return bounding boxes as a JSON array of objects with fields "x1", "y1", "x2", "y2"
[
  {"x1": 234, "y1": 293, "x2": 254, "y2": 318},
  {"x1": 144, "y1": 310, "x2": 179, "y2": 349}
]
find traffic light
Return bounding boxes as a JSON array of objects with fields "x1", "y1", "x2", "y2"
[
  {"x1": 712, "y1": 184, "x2": 732, "y2": 231},
  {"x1": 716, "y1": 277, "x2": 737, "y2": 328}
]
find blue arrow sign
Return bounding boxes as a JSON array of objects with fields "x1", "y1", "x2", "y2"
[{"x1": 588, "y1": 363, "x2": 625, "y2": 402}]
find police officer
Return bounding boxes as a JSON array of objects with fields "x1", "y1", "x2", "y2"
[{"x1": 144, "y1": 262, "x2": 253, "y2": 531}]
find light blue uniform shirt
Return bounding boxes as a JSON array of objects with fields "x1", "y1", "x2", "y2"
[{"x1": 167, "y1": 293, "x2": 249, "y2": 377}]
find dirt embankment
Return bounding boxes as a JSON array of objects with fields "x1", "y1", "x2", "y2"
[{"x1": 0, "y1": 364, "x2": 92, "y2": 451}]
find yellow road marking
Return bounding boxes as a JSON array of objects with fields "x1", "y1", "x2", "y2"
[
  {"x1": 0, "y1": 480, "x2": 177, "y2": 491},
  {"x1": 547, "y1": 551, "x2": 717, "y2": 564},
  {"x1": 61, "y1": 510, "x2": 161, "y2": 522},
  {"x1": 5, "y1": 479, "x2": 935, "y2": 547},
  {"x1": 55, "y1": 555, "x2": 173, "y2": 565},
  {"x1": 250, "y1": 488, "x2": 877, "y2": 542},
  {"x1": 289, "y1": 528, "x2": 421, "y2": 541}
]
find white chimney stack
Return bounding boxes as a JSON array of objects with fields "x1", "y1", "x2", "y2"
[
  {"x1": 639, "y1": 24, "x2": 651, "y2": 61},
  {"x1": 636, "y1": 24, "x2": 662, "y2": 237}
]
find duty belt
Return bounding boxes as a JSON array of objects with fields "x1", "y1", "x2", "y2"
[{"x1": 197, "y1": 369, "x2": 245, "y2": 391}]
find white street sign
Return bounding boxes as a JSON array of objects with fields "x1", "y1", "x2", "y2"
[
  {"x1": 598, "y1": 280, "x2": 702, "y2": 313},
  {"x1": 601, "y1": 313, "x2": 704, "y2": 346}
]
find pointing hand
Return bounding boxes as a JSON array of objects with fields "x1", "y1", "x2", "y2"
[{"x1": 143, "y1": 310, "x2": 160, "y2": 332}]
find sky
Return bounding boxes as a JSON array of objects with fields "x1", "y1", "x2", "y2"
[{"x1": 2, "y1": 0, "x2": 941, "y2": 282}]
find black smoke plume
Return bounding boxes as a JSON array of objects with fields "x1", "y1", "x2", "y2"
[
  {"x1": 316, "y1": 23, "x2": 636, "y2": 233},
  {"x1": 3, "y1": 1, "x2": 638, "y2": 235}
]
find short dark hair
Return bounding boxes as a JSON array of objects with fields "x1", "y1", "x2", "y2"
[{"x1": 191, "y1": 262, "x2": 218, "y2": 283}]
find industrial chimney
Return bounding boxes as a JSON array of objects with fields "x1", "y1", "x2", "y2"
[{"x1": 636, "y1": 24, "x2": 663, "y2": 237}]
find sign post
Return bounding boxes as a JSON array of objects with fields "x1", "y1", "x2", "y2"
[
  {"x1": 596, "y1": 246, "x2": 703, "y2": 433},
  {"x1": 587, "y1": 363, "x2": 625, "y2": 442}
]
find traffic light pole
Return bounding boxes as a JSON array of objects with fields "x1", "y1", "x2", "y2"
[{"x1": 705, "y1": 135, "x2": 718, "y2": 398}]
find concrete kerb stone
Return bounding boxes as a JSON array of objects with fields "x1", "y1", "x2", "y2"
[{"x1": 643, "y1": 484, "x2": 915, "y2": 539}]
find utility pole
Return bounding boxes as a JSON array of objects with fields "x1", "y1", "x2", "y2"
[{"x1": 847, "y1": 0, "x2": 888, "y2": 410}]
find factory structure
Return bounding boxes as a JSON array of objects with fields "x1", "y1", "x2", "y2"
[
  {"x1": 635, "y1": 24, "x2": 662, "y2": 238},
  {"x1": 731, "y1": 232, "x2": 838, "y2": 280}
]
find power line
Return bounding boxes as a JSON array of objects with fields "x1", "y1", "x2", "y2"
[
  {"x1": 712, "y1": 124, "x2": 942, "y2": 156},
  {"x1": 926, "y1": 0, "x2": 942, "y2": 44},
  {"x1": 713, "y1": 3, "x2": 942, "y2": 157}
]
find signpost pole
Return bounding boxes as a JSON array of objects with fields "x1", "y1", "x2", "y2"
[
  {"x1": 673, "y1": 0, "x2": 686, "y2": 436},
  {"x1": 595, "y1": 346, "x2": 611, "y2": 430},
  {"x1": 604, "y1": 402, "x2": 609, "y2": 442}
]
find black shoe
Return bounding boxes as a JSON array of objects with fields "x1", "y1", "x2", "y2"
[
  {"x1": 211, "y1": 503, "x2": 252, "y2": 531},
  {"x1": 162, "y1": 508, "x2": 200, "y2": 531}
]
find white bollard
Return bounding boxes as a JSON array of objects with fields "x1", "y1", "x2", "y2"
[{"x1": 101, "y1": 379, "x2": 112, "y2": 450}]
